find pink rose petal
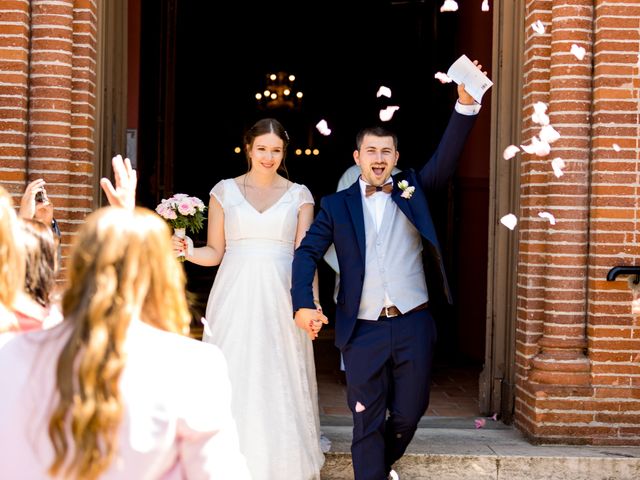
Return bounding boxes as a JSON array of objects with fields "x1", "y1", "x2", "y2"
[{"x1": 475, "y1": 418, "x2": 486, "y2": 429}]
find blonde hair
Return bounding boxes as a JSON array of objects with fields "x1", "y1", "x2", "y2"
[
  {"x1": 48, "y1": 207, "x2": 191, "y2": 479},
  {"x1": 0, "y1": 186, "x2": 25, "y2": 310}
]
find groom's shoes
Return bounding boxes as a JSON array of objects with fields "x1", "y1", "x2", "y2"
[{"x1": 388, "y1": 469, "x2": 399, "y2": 480}]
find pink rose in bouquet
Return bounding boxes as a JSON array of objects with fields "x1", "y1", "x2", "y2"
[{"x1": 156, "y1": 194, "x2": 207, "y2": 260}]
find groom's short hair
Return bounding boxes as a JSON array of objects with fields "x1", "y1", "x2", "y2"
[{"x1": 355, "y1": 126, "x2": 398, "y2": 151}]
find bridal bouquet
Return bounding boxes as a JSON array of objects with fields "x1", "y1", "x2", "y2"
[{"x1": 156, "y1": 194, "x2": 207, "y2": 260}]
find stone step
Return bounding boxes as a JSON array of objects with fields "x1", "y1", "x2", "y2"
[{"x1": 319, "y1": 417, "x2": 640, "y2": 480}]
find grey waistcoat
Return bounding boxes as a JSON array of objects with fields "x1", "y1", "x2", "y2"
[{"x1": 357, "y1": 197, "x2": 429, "y2": 320}]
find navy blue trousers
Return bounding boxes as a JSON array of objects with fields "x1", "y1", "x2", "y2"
[{"x1": 341, "y1": 308, "x2": 436, "y2": 480}]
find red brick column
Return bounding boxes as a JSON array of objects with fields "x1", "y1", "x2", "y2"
[
  {"x1": 587, "y1": 0, "x2": 640, "y2": 444},
  {"x1": 0, "y1": 0, "x2": 97, "y2": 259},
  {"x1": 0, "y1": 0, "x2": 30, "y2": 191},
  {"x1": 516, "y1": 0, "x2": 640, "y2": 445}
]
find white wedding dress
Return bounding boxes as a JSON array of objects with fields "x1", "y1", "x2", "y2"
[{"x1": 202, "y1": 179, "x2": 324, "y2": 480}]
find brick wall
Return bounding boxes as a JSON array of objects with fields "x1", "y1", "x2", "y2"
[
  {"x1": 516, "y1": 0, "x2": 640, "y2": 445},
  {"x1": 0, "y1": 0, "x2": 97, "y2": 261}
]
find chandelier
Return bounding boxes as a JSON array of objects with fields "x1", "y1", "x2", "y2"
[{"x1": 255, "y1": 72, "x2": 303, "y2": 110}]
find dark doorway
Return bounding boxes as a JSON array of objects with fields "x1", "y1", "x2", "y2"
[{"x1": 136, "y1": 0, "x2": 492, "y2": 416}]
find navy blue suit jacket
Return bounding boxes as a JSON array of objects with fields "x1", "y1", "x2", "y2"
[{"x1": 292, "y1": 110, "x2": 477, "y2": 349}]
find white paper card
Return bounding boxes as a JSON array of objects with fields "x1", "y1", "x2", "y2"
[{"x1": 446, "y1": 54, "x2": 493, "y2": 104}]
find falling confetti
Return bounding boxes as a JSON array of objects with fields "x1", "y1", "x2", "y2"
[
  {"x1": 316, "y1": 119, "x2": 332, "y2": 136},
  {"x1": 491, "y1": 413, "x2": 498, "y2": 421},
  {"x1": 551, "y1": 157, "x2": 566, "y2": 177},
  {"x1": 475, "y1": 418, "x2": 486, "y2": 429},
  {"x1": 379, "y1": 106, "x2": 400, "y2": 122},
  {"x1": 481, "y1": 0, "x2": 490, "y2": 12},
  {"x1": 613, "y1": 143, "x2": 621, "y2": 152},
  {"x1": 376, "y1": 86, "x2": 392, "y2": 98},
  {"x1": 531, "y1": 20, "x2": 545, "y2": 35},
  {"x1": 538, "y1": 211, "x2": 556, "y2": 225},
  {"x1": 434, "y1": 72, "x2": 453, "y2": 83},
  {"x1": 520, "y1": 136, "x2": 551, "y2": 157},
  {"x1": 500, "y1": 213, "x2": 518, "y2": 230},
  {"x1": 571, "y1": 44, "x2": 586, "y2": 60},
  {"x1": 503, "y1": 145, "x2": 520, "y2": 160},
  {"x1": 200, "y1": 317, "x2": 212, "y2": 337},
  {"x1": 539, "y1": 125, "x2": 560, "y2": 144},
  {"x1": 440, "y1": 0, "x2": 459, "y2": 12},
  {"x1": 531, "y1": 101, "x2": 550, "y2": 126}
]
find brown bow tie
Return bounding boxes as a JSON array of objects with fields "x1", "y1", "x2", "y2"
[{"x1": 365, "y1": 183, "x2": 393, "y2": 197}]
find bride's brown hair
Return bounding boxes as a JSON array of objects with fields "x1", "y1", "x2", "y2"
[{"x1": 48, "y1": 207, "x2": 191, "y2": 479}]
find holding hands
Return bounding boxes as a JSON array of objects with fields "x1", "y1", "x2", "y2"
[{"x1": 294, "y1": 306, "x2": 329, "y2": 341}]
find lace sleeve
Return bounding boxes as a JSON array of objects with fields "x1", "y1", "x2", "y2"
[
  {"x1": 298, "y1": 184, "x2": 314, "y2": 210},
  {"x1": 210, "y1": 180, "x2": 225, "y2": 207}
]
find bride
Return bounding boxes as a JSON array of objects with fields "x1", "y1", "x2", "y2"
[{"x1": 175, "y1": 118, "x2": 327, "y2": 479}]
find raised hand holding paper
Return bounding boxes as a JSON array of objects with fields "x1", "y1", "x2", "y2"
[{"x1": 447, "y1": 54, "x2": 493, "y2": 104}]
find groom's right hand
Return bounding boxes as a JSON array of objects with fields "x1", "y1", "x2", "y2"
[{"x1": 294, "y1": 308, "x2": 328, "y2": 340}]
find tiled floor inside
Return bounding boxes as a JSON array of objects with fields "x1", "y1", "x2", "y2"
[{"x1": 314, "y1": 334, "x2": 482, "y2": 418}]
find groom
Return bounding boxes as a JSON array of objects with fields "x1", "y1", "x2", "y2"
[{"x1": 292, "y1": 73, "x2": 482, "y2": 479}]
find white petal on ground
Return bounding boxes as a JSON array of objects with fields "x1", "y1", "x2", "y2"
[
  {"x1": 531, "y1": 101, "x2": 550, "y2": 126},
  {"x1": 376, "y1": 86, "x2": 392, "y2": 98},
  {"x1": 503, "y1": 145, "x2": 521, "y2": 160},
  {"x1": 434, "y1": 71, "x2": 453, "y2": 83},
  {"x1": 482, "y1": 0, "x2": 490, "y2": 11},
  {"x1": 440, "y1": 0, "x2": 459, "y2": 12},
  {"x1": 538, "y1": 211, "x2": 556, "y2": 225},
  {"x1": 539, "y1": 124, "x2": 561, "y2": 144},
  {"x1": 551, "y1": 157, "x2": 566, "y2": 177},
  {"x1": 613, "y1": 143, "x2": 621, "y2": 152},
  {"x1": 315, "y1": 119, "x2": 332, "y2": 136},
  {"x1": 531, "y1": 20, "x2": 545, "y2": 35},
  {"x1": 571, "y1": 44, "x2": 586, "y2": 60},
  {"x1": 500, "y1": 213, "x2": 518, "y2": 230},
  {"x1": 520, "y1": 136, "x2": 551, "y2": 157},
  {"x1": 379, "y1": 106, "x2": 400, "y2": 122}
]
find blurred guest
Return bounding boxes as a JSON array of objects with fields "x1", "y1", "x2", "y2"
[
  {"x1": 0, "y1": 156, "x2": 250, "y2": 479},
  {"x1": 0, "y1": 186, "x2": 24, "y2": 333}
]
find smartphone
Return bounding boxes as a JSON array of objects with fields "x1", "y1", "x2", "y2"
[{"x1": 35, "y1": 189, "x2": 45, "y2": 203}]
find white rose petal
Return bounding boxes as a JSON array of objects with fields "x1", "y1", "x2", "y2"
[
  {"x1": 201, "y1": 317, "x2": 212, "y2": 337},
  {"x1": 551, "y1": 157, "x2": 566, "y2": 178},
  {"x1": 481, "y1": 0, "x2": 490, "y2": 12},
  {"x1": 500, "y1": 213, "x2": 518, "y2": 230},
  {"x1": 316, "y1": 119, "x2": 332, "y2": 136},
  {"x1": 376, "y1": 86, "x2": 392, "y2": 98},
  {"x1": 520, "y1": 136, "x2": 551, "y2": 157},
  {"x1": 571, "y1": 44, "x2": 586, "y2": 61},
  {"x1": 503, "y1": 145, "x2": 520, "y2": 160},
  {"x1": 538, "y1": 211, "x2": 556, "y2": 225},
  {"x1": 531, "y1": 101, "x2": 549, "y2": 126},
  {"x1": 539, "y1": 125, "x2": 560, "y2": 144},
  {"x1": 613, "y1": 143, "x2": 621, "y2": 152},
  {"x1": 440, "y1": 0, "x2": 459, "y2": 12},
  {"x1": 434, "y1": 72, "x2": 453, "y2": 83},
  {"x1": 531, "y1": 20, "x2": 545, "y2": 35},
  {"x1": 379, "y1": 106, "x2": 400, "y2": 122}
]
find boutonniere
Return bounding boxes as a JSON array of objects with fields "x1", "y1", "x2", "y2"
[{"x1": 397, "y1": 180, "x2": 415, "y2": 199}]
